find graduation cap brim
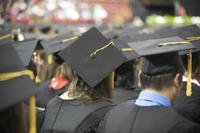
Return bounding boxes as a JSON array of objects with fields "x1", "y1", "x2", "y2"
[
  {"x1": 13, "y1": 39, "x2": 38, "y2": 67},
  {"x1": 0, "y1": 44, "x2": 37, "y2": 111},
  {"x1": 40, "y1": 32, "x2": 77, "y2": 54},
  {"x1": 128, "y1": 37, "x2": 195, "y2": 57},
  {"x1": 59, "y1": 27, "x2": 127, "y2": 88}
]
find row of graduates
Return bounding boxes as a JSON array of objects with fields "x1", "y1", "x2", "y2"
[{"x1": 0, "y1": 23, "x2": 200, "y2": 133}]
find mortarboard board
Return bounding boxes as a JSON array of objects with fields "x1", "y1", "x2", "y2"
[
  {"x1": 13, "y1": 39, "x2": 38, "y2": 67},
  {"x1": 128, "y1": 37, "x2": 195, "y2": 57},
  {"x1": 59, "y1": 27, "x2": 127, "y2": 88},
  {"x1": 40, "y1": 32, "x2": 78, "y2": 54},
  {"x1": 155, "y1": 25, "x2": 200, "y2": 53},
  {"x1": 114, "y1": 38, "x2": 140, "y2": 61},
  {"x1": 96, "y1": 25, "x2": 119, "y2": 40},
  {"x1": 0, "y1": 27, "x2": 13, "y2": 44},
  {"x1": 0, "y1": 44, "x2": 37, "y2": 111}
]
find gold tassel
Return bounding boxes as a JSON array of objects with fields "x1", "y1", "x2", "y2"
[
  {"x1": 47, "y1": 54, "x2": 53, "y2": 64},
  {"x1": 159, "y1": 41, "x2": 190, "y2": 46},
  {"x1": 110, "y1": 71, "x2": 115, "y2": 89},
  {"x1": 62, "y1": 35, "x2": 79, "y2": 43},
  {"x1": 0, "y1": 34, "x2": 13, "y2": 41},
  {"x1": 35, "y1": 75, "x2": 41, "y2": 83},
  {"x1": 90, "y1": 42, "x2": 114, "y2": 58},
  {"x1": 29, "y1": 96, "x2": 36, "y2": 133},
  {"x1": 121, "y1": 48, "x2": 134, "y2": 52},
  {"x1": 186, "y1": 50, "x2": 192, "y2": 96}
]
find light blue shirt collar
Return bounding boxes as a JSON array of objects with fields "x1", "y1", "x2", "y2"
[{"x1": 135, "y1": 90, "x2": 171, "y2": 107}]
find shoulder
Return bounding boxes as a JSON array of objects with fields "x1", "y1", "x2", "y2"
[{"x1": 170, "y1": 120, "x2": 200, "y2": 133}]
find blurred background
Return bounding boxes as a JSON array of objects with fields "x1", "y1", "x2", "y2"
[{"x1": 0, "y1": 0, "x2": 200, "y2": 37}]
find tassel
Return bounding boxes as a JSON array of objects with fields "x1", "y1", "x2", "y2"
[
  {"x1": 186, "y1": 50, "x2": 192, "y2": 96},
  {"x1": 29, "y1": 96, "x2": 36, "y2": 133}
]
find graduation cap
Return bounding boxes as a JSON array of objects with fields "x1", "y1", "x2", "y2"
[
  {"x1": 59, "y1": 27, "x2": 127, "y2": 88},
  {"x1": 0, "y1": 44, "x2": 38, "y2": 111},
  {"x1": 114, "y1": 38, "x2": 140, "y2": 61},
  {"x1": 12, "y1": 39, "x2": 38, "y2": 67},
  {"x1": 40, "y1": 32, "x2": 78, "y2": 54},
  {"x1": 0, "y1": 27, "x2": 13, "y2": 44},
  {"x1": 0, "y1": 43, "x2": 37, "y2": 132},
  {"x1": 128, "y1": 37, "x2": 195, "y2": 96},
  {"x1": 96, "y1": 25, "x2": 119, "y2": 40},
  {"x1": 128, "y1": 37, "x2": 195, "y2": 57}
]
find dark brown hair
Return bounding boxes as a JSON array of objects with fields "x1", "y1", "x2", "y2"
[{"x1": 140, "y1": 72, "x2": 183, "y2": 91}]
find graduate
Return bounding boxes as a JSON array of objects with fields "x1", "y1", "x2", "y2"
[
  {"x1": 99, "y1": 37, "x2": 200, "y2": 133},
  {"x1": 112, "y1": 38, "x2": 141, "y2": 104},
  {"x1": 173, "y1": 27, "x2": 200, "y2": 124},
  {"x1": 41, "y1": 27, "x2": 129, "y2": 133},
  {"x1": 36, "y1": 31, "x2": 79, "y2": 108},
  {"x1": 0, "y1": 43, "x2": 37, "y2": 133}
]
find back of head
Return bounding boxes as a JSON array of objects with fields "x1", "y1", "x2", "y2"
[
  {"x1": 140, "y1": 52, "x2": 184, "y2": 91},
  {"x1": 67, "y1": 72, "x2": 112, "y2": 102}
]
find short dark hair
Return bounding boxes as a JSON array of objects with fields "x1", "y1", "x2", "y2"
[{"x1": 140, "y1": 72, "x2": 183, "y2": 91}]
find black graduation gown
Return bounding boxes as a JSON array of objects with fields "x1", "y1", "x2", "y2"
[
  {"x1": 41, "y1": 96, "x2": 115, "y2": 133},
  {"x1": 99, "y1": 100, "x2": 200, "y2": 133},
  {"x1": 173, "y1": 82, "x2": 200, "y2": 124},
  {"x1": 35, "y1": 80, "x2": 67, "y2": 132},
  {"x1": 36, "y1": 80, "x2": 67, "y2": 108},
  {"x1": 112, "y1": 88, "x2": 140, "y2": 104}
]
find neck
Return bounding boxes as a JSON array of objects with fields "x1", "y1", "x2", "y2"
[{"x1": 143, "y1": 88, "x2": 174, "y2": 104}]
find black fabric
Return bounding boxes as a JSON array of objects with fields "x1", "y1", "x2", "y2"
[
  {"x1": 59, "y1": 27, "x2": 127, "y2": 88},
  {"x1": 100, "y1": 100, "x2": 200, "y2": 133},
  {"x1": 41, "y1": 96, "x2": 115, "y2": 133},
  {"x1": 114, "y1": 38, "x2": 139, "y2": 61},
  {"x1": 174, "y1": 82, "x2": 200, "y2": 124},
  {"x1": 112, "y1": 88, "x2": 140, "y2": 104},
  {"x1": 0, "y1": 27, "x2": 13, "y2": 44},
  {"x1": 13, "y1": 39, "x2": 38, "y2": 67},
  {"x1": 128, "y1": 37, "x2": 194, "y2": 57},
  {"x1": 142, "y1": 52, "x2": 184, "y2": 76},
  {"x1": 23, "y1": 103, "x2": 45, "y2": 133},
  {"x1": 40, "y1": 31, "x2": 75, "y2": 54},
  {"x1": 36, "y1": 80, "x2": 67, "y2": 108},
  {"x1": 0, "y1": 44, "x2": 37, "y2": 111}
]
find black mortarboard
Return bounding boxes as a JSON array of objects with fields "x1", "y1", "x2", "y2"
[
  {"x1": 13, "y1": 39, "x2": 38, "y2": 67},
  {"x1": 0, "y1": 44, "x2": 37, "y2": 111},
  {"x1": 114, "y1": 38, "x2": 139, "y2": 61},
  {"x1": 40, "y1": 32, "x2": 78, "y2": 54},
  {"x1": 128, "y1": 37, "x2": 195, "y2": 57},
  {"x1": 59, "y1": 27, "x2": 127, "y2": 88},
  {"x1": 96, "y1": 25, "x2": 119, "y2": 39},
  {"x1": 128, "y1": 37, "x2": 195, "y2": 76},
  {"x1": 156, "y1": 25, "x2": 200, "y2": 53},
  {"x1": 118, "y1": 35, "x2": 134, "y2": 43},
  {"x1": 0, "y1": 27, "x2": 13, "y2": 44}
]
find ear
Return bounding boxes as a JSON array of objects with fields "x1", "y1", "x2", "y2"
[{"x1": 173, "y1": 73, "x2": 182, "y2": 93}]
